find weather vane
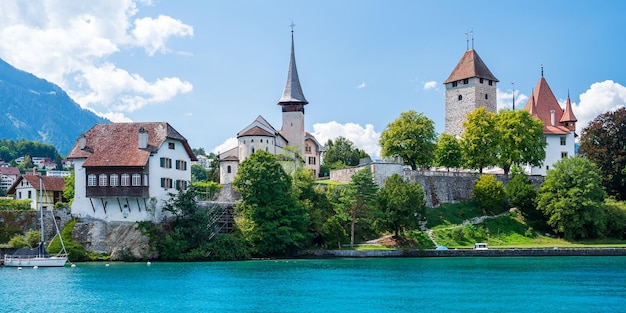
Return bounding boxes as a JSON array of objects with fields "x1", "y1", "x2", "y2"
[{"x1": 290, "y1": 20, "x2": 296, "y2": 33}]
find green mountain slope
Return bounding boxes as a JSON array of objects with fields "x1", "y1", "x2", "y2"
[{"x1": 0, "y1": 58, "x2": 108, "y2": 155}]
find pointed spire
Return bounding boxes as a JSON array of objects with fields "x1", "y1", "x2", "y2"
[
  {"x1": 560, "y1": 92, "x2": 578, "y2": 126},
  {"x1": 278, "y1": 29, "x2": 308, "y2": 105}
]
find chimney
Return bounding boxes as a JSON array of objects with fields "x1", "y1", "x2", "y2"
[
  {"x1": 550, "y1": 110, "x2": 555, "y2": 126},
  {"x1": 79, "y1": 134, "x2": 86, "y2": 150},
  {"x1": 138, "y1": 127, "x2": 149, "y2": 149}
]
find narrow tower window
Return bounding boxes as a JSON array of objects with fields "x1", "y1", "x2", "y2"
[{"x1": 458, "y1": 95, "x2": 463, "y2": 101}]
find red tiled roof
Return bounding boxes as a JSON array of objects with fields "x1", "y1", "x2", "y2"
[
  {"x1": 0, "y1": 167, "x2": 20, "y2": 176},
  {"x1": 523, "y1": 77, "x2": 573, "y2": 135},
  {"x1": 66, "y1": 122, "x2": 196, "y2": 167},
  {"x1": 444, "y1": 49, "x2": 499, "y2": 83},
  {"x1": 239, "y1": 126, "x2": 274, "y2": 137},
  {"x1": 560, "y1": 96, "x2": 578, "y2": 123}
]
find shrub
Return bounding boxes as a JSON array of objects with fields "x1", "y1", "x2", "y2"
[
  {"x1": 506, "y1": 174, "x2": 544, "y2": 226},
  {"x1": 204, "y1": 234, "x2": 251, "y2": 261},
  {"x1": 473, "y1": 175, "x2": 505, "y2": 214},
  {"x1": 602, "y1": 199, "x2": 626, "y2": 239},
  {"x1": 0, "y1": 199, "x2": 31, "y2": 210},
  {"x1": 48, "y1": 219, "x2": 89, "y2": 261},
  {"x1": 8, "y1": 233, "x2": 28, "y2": 248}
]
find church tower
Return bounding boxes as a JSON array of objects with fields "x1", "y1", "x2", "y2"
[
  {"x1": 444, "y1": 48, "x2": 498, "y2": 136},
  {"x1": 278, "y1": 29, "x2": 308, "y2": 157}
]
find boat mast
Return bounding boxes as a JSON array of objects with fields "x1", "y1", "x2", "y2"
[{"x1": 39, "y1": 175, "x2": 45, "y2": 246}]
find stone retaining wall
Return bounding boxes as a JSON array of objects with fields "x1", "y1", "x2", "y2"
[{"x1": 298, "y1": 248, "x2": 626, "y2": 258}]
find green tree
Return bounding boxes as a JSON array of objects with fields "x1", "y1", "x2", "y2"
[
  {"x1": 506, "y1": 174, "x2": 542, "y2": 225},
  {"x1": 461, "y1": 107, "x2": 499, "y2": 173},
  {"x1": 434, "y1": 133, "x2": 462, "y2": 171},
  {"x1": 339, "y1": 168, "x2": 378, "y2": 247},
  {"x1": 63, "y1": 171, "x2": 75, "y2": 203},
  {"x1": 192, "y1": 147, "x2": 206, "y2": 157},
  {"x1": 380, "y1": 110, "x2": 436, "y2": 170},
  {"x1": 18, "y1": 155, "x2": 34, "y2": 171},
  {"x1": 322, "y1": 137, "x2": 370, "y2": 170},
  {"x1": 495, "y1": 109, "x2": 546, "y2": 175},
  {"x1": 322, "y1": 215, "x2": 348, "y2": 249},
  {"x1": 206, "y1": 157, "x2": 220, "y2": 183},
  {"x1": 160, "y1": 187, "x2": 213, "y2": 258},
  {"x1": 233, "y1": 151, "x2": 309, "y2": 256},
  {"x1": 376, "y1": 174, "x2": 426, "y2": 237},
  {"x1": 537, "y1": 157, "x2": 606, "y2": 239},
  {"x1": 293, "y1": 169, "x2": 332, "y2": 245},
  {"x1": 191, "y1": 163, "x2": 208, "y2": 182},
  {"x1": 578, "y1": 107, "x2": 626, "y2": 200},
  {"x1": 472, "y1": 175, "x2": 505, "y2": 214}
]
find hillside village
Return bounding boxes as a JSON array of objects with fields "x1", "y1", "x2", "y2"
[{"x1": 1, "y1": 30, "x2": 624, "y2": 261}]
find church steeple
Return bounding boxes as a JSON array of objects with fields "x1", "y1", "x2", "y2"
[{"x1": 278, "y1": 31, "x2": 308, "y2": 106}]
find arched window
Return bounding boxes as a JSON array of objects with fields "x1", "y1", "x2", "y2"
[
  {"x1": 252, "y1": 148, "x2": 255, "y2": 153},
  {"x1": 132, "y1": 174, "x2": 142, "y2": 186},
  {"x1": 227, "y1": 165, "x2": 232, "y2": 174},
  {"x1": 458, "y1": 95, "x2": 463, "y2": 101},
  {"x1": 87, "y1": 174, "x2": 97, "y2": 186},
  {"x1": 110, "y1": 174, "x2": 119, "y2": 187},
  {"x1": 98, "y1": 174, "x2": 108, "y2": 186},
  {"x1": 121, "y1": 174, "x2": 130, "y2": 186}
]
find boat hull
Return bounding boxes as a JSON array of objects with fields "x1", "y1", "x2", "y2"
[{"x1": 3, "y1": 255, "x2": 67, "y2": 267}]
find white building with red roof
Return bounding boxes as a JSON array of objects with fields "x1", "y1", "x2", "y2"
[
  {"x1": 523, "y1": 74, "x2": 577, "y2": 175},
  {"x1": 66, "y1": 122, "x2": 197, "y2": 222},
  {"x1": 218, "y1": 31, "x2": 324, "y2": 184},
  {"x1": 7, "y1": 174, "x2": 66, "y2": 210}
]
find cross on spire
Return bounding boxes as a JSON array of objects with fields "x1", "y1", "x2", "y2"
[{"x1": 290, "y1": 20, "x2": 296, "y2": 33}]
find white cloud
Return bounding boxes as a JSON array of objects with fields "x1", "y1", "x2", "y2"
[
  {"x1": 132, "y1": 15, "x2": 194, "y2": 56},
  {"x1": 574, "y1": 80, "x2": 626, "y2": 134},
  {"x1": 212, "y1": 137, "x2": 239, "y2": 155},
  {"x1": 356, "y1": 81, "x2": 366, "y2": 89},
  {"x1": 423, "y1": 81, "x2": 437, "y2": 90},
  {"x1": 0, "y1": 0, "x2": 193, "y2": 119},
  {"x1": 311, "y1": 121, "x2": 381, "y2": 159},
  {"x1": 497, "y1": 88, "x2": 528, "y2": 111}
]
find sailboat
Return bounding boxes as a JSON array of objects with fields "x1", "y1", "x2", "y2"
[{"x1": 4, "y1": 176, "x2": 68, "y2": 267}]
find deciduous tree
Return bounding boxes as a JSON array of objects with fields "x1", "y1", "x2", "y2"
[
  {"x1": 233, "y1": 151, "x2": 308, "y2": 256},
  {"x1": 472, "y1": 175, "x2": 505, "y2": 214},
  {"x1": 536, "y1": 157, "x2": 606, "y2": 239},
  {"x1": 380, "y1": 110, "x2": 436, "y2": 170},
  {"x1": 578, "y1": 107, "x2": 626, "y2": 200},
  {"x1": 337, "y1": 168, "x2": 378, "y2": 248},
  {"x1": 434, "y1": 133, "x2": 462, "y2": 171},
  {"x1": 322, "y1": 137, "x2": 370, "y2": 170},
  {"x1": 376, "y1": 174, "x2": 425, "y2": 237},
  {"x1": 461, "y1": 107, "x2": 499, "y2": 173},
  {"x1": 496, "y1": 109, "x2": 546, "y2": 175}
]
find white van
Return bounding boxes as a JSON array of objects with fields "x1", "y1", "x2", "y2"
[{"x1": 474, "y1": 243, "x2": 488, "y2": 250}]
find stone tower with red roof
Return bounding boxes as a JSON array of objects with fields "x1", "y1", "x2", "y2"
[
  {"x1": 444, "y1": 49, "x2": 499, "y2": 136},
  {"x1": 523, "y1": 74, "x2": 577, "y2": 175}
]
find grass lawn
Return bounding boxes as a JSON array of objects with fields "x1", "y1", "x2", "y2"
[{"x1": 427, "y1": 201, "x2": 626, "y2": 249}]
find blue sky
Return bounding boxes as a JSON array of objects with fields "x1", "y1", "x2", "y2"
[{"x1": 1, "y1": 1, "x2": 625, "y2": 158}]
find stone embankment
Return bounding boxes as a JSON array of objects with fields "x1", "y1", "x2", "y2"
[{"x1": 298, "y1": 247, "x2": 626, "y2": 258}]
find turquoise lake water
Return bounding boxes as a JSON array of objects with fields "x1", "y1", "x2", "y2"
[{"x1": 2, "y1": 256, "x2": 626, "y2": 312}]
